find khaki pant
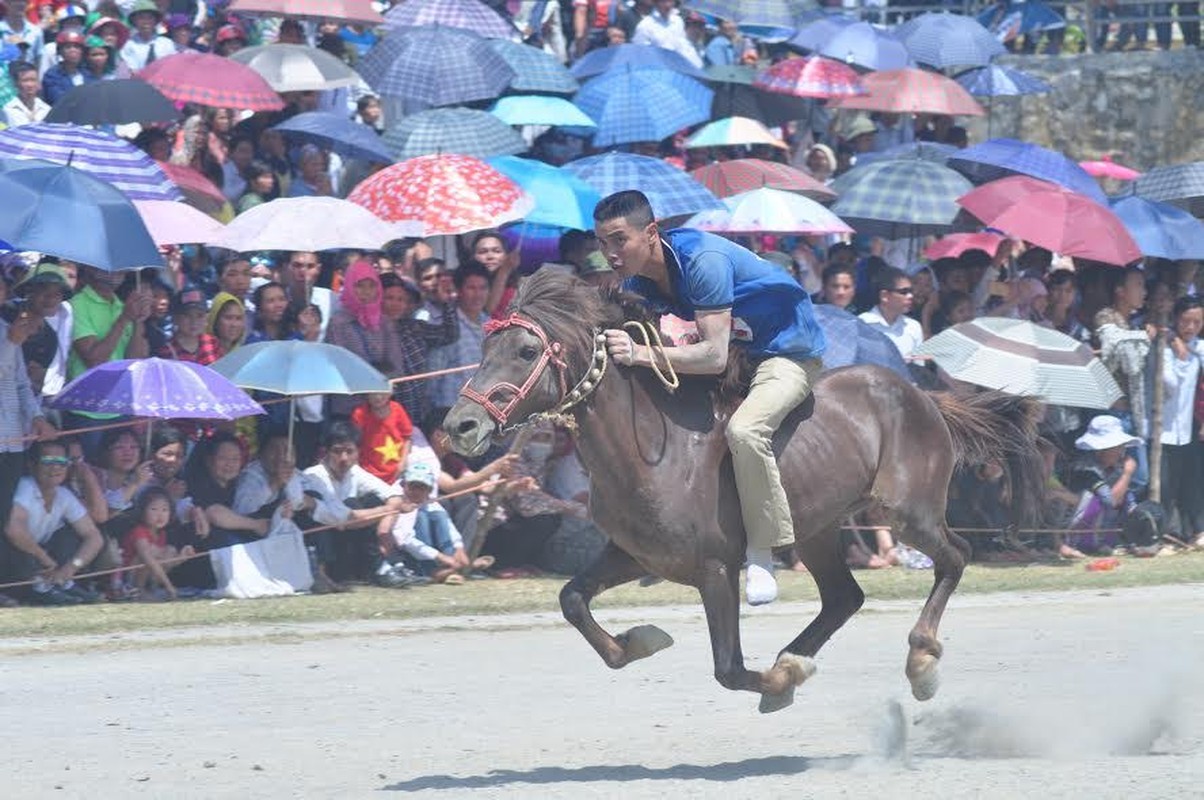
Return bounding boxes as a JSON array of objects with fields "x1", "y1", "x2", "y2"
[{"x1": 725, "y1": 356, "x2": 823, "y2": 550}]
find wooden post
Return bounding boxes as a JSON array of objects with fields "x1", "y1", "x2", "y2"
[{"x1": 1148, "y1": 328, "x2": 1164, "y2": 503}]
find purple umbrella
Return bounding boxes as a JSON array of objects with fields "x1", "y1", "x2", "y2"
[{"x1": 53, "y1": 358, "x2": 265, "y2": 421}]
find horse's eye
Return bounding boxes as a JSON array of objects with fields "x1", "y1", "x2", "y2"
[{"x1": 518, "y1": 345, "x2": 539, "y2": 361}]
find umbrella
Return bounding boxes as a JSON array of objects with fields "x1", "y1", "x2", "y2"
[
  {"x1": 955, "y1": 64, "x2": 1052, "y2": 97},
  {"x1": 690, "y1": 158, "x2": 835, "y2": 201},
  {"x1": 490, "y1": 95, "x2": 596, "y2": 130},
  {"x1": 574, "y1": 68, "x2": 712, "y2": 147},
  {"x1": 133, "y1": 200, "x2": 226, "y2": 246},
  {"x1": 1135, "y1": 162, "x2": 1204, "y2": 217},
  {"x1": 683, "y1": 186, "x2": 852, "y2": 235},
  {"x1": 383, "y1": 107, "x2": 527, "y2": 160},
  {"x1": 788, "y1": 12, "x2": 857, "y2": 51},
  {"x1": 52, "y1": 358, "x2": 264, "y2": 420},
  {"x1": 563, "y1": 151, "x2": 723, "y2": 219},
  {"x1": 706, "y1": 64, "x2": 815, "y2": 128},
  {"x1": 684, "y1": 116, "x2": 785, "y2": 150},
  {"x1": 813, "y1": 304, "x2": 912, "y2": 382},
  {"x1": 816, "y1": 22, "x2": 912, "y2": 71},
  {"x1": 348, "y1": 153, "x2": 533, "y2": 235},
  {"x1": 683, "y1": 0, "x2": 814, "y2": 30},
  {"x1": 487, "y1": 155, "x2": 602, "y2": 230},
  {"x1": 1080, "y1": 157, "x2": 1141, "y2": 181},
  {"x1": 0, "y1": 157, "x2": 163, "y2": 270},
  {"x1": 977, "y1": 1, "x2": 1066, "y2": 39},
  {"x1": 212, "y1": 196, "x2": 419, "y2": 252},
  {"x1": 753, "y1": 56, "x2": 866, "y2": 100},
  {"x1": 895, "y1": 11, "x2": 1006, "y2": 69},
  {"x1": 384, "y1": 0, "x2": 516, "y2": 38},
  {"x1": 228, "y1": 0, "x2": 382, "y2": 24},
  {"x1": 271, "y1": 111, "x2": 394, "y2": 164},
  {"x1": 44, "y1": 79, "x2": 178, "y2": 125},
  {"x1": 0, "y1": 123, "x2": 181, "y2": 201},
  {"x1": 957, "y1": 176, "x2": 1141, "y2": 265},
  {"x1": 139, "y1": 53, "x2": 284, "y2": 111},
  {"x1": 923, "y1": 231, "x2": 1005, "y2": 261},
  {"x1": 948, "y1": 138, "x2": 1108, "y2": 204},
  {"x1": 832, "y1": 68, "x2": 983, "y2": 116},
  {"x1": 211, "y1": 340, "x2": 388, "y2": 444},
  {"x1": 916, "y1": 318, "x2": 1121, "y2": 409},
  {"x1": 569, "y1": 42, "x2": 707, "y2": 80},
  {"x1": 855, "y1": 141, "x2": 957, "y2": 167},
  {"x1": 1109, "y1": 194, "x2": 1204, "y2": 261},
  {"x1": 358, "y1": 25, "x2": 514, "y2": 109},
  {"x1": 488, "y1": 39, "x2": 578, "y2": 95},
  {"x1": 831, "y1": 158, "x2": 973, "y2": 238},
  {"x1": 228, "y1": 44, "x2": 360, "y2": 93},
  {"x1": 157, "y1": 161, "x2": 226, "y2": 214}
]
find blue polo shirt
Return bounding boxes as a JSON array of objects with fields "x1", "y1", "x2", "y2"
[{"x1": 623, "y1": 228, "x2": 826, "y2": 361}]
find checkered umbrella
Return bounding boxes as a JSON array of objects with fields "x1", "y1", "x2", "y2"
[
  {"x1": 788, "y1": 12, "x2": 857, "y2": 51},
  {"x1": 384, "y1": 0, "x2": 516, "y2": 38},
  {"x1": 229, "y1": 0, "x2": 382, "y2": 24},
  {"x1": 684, "y1": 117, "x2": 785, "y2": 150},
  {"x1": 489, "y1": 39, "x2": 578, "y2": 94},
  {"x1": 916, "y1": 318, "x2": 1121, "y2": 409},
  {"x1": 347, "y1": 153, "x2": 533, "y2": 236},
  {"x1": 574, "y1": 68, "x2": 712, "y2": 147},
  {"x1": 1135, "y1": 162, "x2": 1204, "y2": 217},
  {"x1": 831, "y1": 68, "x2": 983, "y2": 116},
  {"x1": 831, "y1": 157, "x2": 973, "y2": 238},
  {"x1": 683, "y1": 0, "x2": 815, "y2": 29},
  {"x1": 383, "y1": 108, "x2": 527, "y2": 160},
  {"x1": 570, "y1": 42, "x2": 707, "y2": 80},
  {"x1": 752, "y1": 57, "x2": 865, "y2": 100},
  {"x1": 139, "y1": 52, "x2": 284, "y2": 111},
  {"x1": 0, "y1": 123, "x2": 181, "y2": 201},
  {"x1": 948, "y1": 138, "x2": 1107, "y2": 203},
  {"x1": 817, "y1": 22, "x2": 913, "y2": 71},
  {"x1": 358, "y1": 25, "x2": 514, "y2": 108},
  {"x1": 563, "y1": 151, "x2": 723, "y2": 219},
  {"x1": 895, "y1": 11, "x2": 1006, "y2": 69},
  {"x1": 955, "y1": 64, "x2": 1051, "y2": 97},
  {"x1": 856, "y1": 141, "x2": 957, "y2": 167},
  {"x1": 690, "y1": 158, "x2": 835, "y2": 201}
]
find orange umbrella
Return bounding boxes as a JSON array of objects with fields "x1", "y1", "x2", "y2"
[{"x1": 831, "y1": 68, "x2": 984, "y2": 116}]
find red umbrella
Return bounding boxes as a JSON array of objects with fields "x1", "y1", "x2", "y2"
[
  {"x1": 157, "y1": 161, "x2": 227, "y2": 213},
  {"x1": 347, "y1": 154, "x2": 533, "y2": 237},
  {"x1": 229, "y1": 0, "x2": 383, "y2": 24},
  {"x1": 1079, "y1": 156, "x2": 1141, "y2": 181},
  {"x1": 831, "y1": 68, "x2": 984, "y2": 116},
  {"x1": 139, "y1": 53, "x2": 284, "y2": 111},
  {"x1": 957, "y1": 176, "x2": 1141, "y2": 265},
  {"x1": 923, "y1": 231, "x2": 1004, "y2": 260},
  {"x1": 752, "y1": 56, "x2": 866, "y2": 99},
  {"x1": 690, "y1": 158, "x2": 836, "y2": 202}
]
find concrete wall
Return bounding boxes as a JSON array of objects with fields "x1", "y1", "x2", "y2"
[{"x1": 964, "y1": 49, "x2": 1204, "y2": 170}]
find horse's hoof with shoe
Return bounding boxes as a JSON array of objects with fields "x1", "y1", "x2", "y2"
[
  {"x1": 619, "y1": 624, "x2": 675, "y2": 663},
  {"x1": 757, "y1": 653, "x2": 816, "y2": 714},
  {"x1": 906, "y1": 635, "x2": 944, "y2": 701}
]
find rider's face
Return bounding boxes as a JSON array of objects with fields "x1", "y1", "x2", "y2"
[{"x1": 595, "y1": 216, "x2": 656, "y2": 278}]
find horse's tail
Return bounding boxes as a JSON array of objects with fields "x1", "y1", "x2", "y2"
[{"x1": 931, "y1": 390, "x2": 1046, "y2": 529}]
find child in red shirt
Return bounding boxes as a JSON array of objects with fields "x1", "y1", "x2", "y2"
[
  {"x1": 121, "y1": 486, "x2": 193, "y2": 600},
  {"x1": 350, "y1": 392, "x2": 413, "y2": 484}
]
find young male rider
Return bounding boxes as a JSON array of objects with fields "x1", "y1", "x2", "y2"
[{"x1": 593, "y1": 190, "x2": 826, "y2": 605}]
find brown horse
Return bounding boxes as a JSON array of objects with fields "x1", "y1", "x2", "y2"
[{"x1": 444, "y1": 270, "x2": 1043, "y2": 713}]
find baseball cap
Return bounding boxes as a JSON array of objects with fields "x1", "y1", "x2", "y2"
[
  {"x1": 172, "y1": 285, "x2": 208, "y2": 314},
  {"x1": 403, "y1": 462, "x2": 436, "y2": 488},
  {"x1": 14, "y1": 262, "x2": 73, "y2": 299}
]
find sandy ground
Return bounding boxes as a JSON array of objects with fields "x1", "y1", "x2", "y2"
[{"x1": 2, "y1": 584, "x2": 1202, "y2": 799}]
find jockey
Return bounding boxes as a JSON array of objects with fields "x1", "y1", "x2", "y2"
[{"x1": 593, "y1": 190, "x2": 826, "y2": 606}]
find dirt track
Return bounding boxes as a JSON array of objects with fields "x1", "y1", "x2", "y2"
[{"x1": 3, "y1": 584, "x2": 1202, "y2": 799}]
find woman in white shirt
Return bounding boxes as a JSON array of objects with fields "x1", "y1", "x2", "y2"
[{"x1": 1156, "y1": 294, "x2": 1204, "y2": 546}]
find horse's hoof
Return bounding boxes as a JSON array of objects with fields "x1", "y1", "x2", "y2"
[
  {"x1": 758, "y1": 687, "x2": 795, "y2": 714},
  {"x1": 622, "y1": 625, "x2": 674, "y2": 662},
  {"x1": 906, "y1": 653, "x2": 941, "y2": 702},
  {"x1": 775, "y1": 653, "x2": 817, "y2": 688}
]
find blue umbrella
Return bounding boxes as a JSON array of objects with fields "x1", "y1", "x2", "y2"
[
  {"x1": 490, "y1": 95, "x2": 597, "y2": 130},
  {"x1": 954, "y1": 64, "x2": 1052, "y2": 97},
  {"x1": 563, "y1": 151, "x2": 723, "y2": 219},
  {"x1": 574, "y1": 68, "x2": 713, "y2": 147},
  {"x1": 788, "y1": 12, "x2": 857, "y2": 51},
  {"x1": 358, "y1": 25, "x2": 515, "y2": 108},
  {"x1": 895, "y1": 11, "x2": 1005, "y2": 69},
  {"x1": 856, "y1": 141, "x2": 957, "y2": 167},
  {"x1": 569, "y1": 42, "x2": 707, "y2": 80},
  {"x1": 383, "y1": 107, "x2": 527, "y2": 160},
  {"x1": 817, "y1": 22, "x2": 912, "y2": 71},
  {"x1": 947, "y1": 138, "x2": 1108, "y2": 204},
  {"x1": 831, "y1": 157, "x2": 973, "y2": 238},
  {"x1": 813, "y1": 304, "x2": 913, "y2": 383},
  {"x1": 383, "y1": 0, "x2": 517, "y2": 39},
  {"x1": 488, "y1": 39, "x2": 578, "y2": 95},
  {"x1": 684, "y1": 0, "x2": 814, "y2": 31},
  {"x1": 272, "y1": 111, "x2": 394, "y2": 164},
  {"x1": 1109, "y1": 194, "x2": 1204, "y2": 260},
  {"x1": 0, "y1": 157, "x2": 162, "y2": 271},
  {"x1": 977, "y1": 1, "x2": 1065, "y2": 37},
  {"x1": 488, "y1": 155, "x2": 602, "y2": 230}
]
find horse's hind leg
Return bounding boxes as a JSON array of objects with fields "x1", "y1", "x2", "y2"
[
  {"x1": 779, "y1": 529, "x2": 865, "y2": 658},
  {"x1": 559, "y1": 542, "x2": 674, "y2": 669}
]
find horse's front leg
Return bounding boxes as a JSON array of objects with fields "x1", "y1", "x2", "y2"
[
  {"x1": 560, "y1": 542, "x2": 674, "y2": 669},
  {"x1": 698, "y1": 557, "x2": 816, "y2": 714}
]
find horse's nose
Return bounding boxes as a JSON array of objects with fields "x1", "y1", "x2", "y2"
[{"x1": 456, "y1": 418, "x2": 479, "y2": 436}]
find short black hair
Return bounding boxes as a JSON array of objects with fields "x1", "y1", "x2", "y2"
[
  {"x1": 470, "y1": 230, "x2": 505, "y2": 253},
  {"x1": 28, "y1": 438, "x2": 68, "y2": 465},
  {"x1": 8, "y1": 60, "x2": 36, "y2": 82},
  {"x1": 593, "y1": 190, "x2": 655, "y2": 228},
  {"x1": 149, "y1": 425, "x2": 185, "y2": 454},
  {"x1": 453, "y1": 260, "x2": 492, "y2": 290},
  {"x1": 1173, "y1": 293, "x2": 1202, "y2": 320},
  {"x1": 875, "y1": 266, "x2": 910, "y2": 297},
  {"x1": 821, "y1": 262, "x2": 855, "y2": 284},
  {"x1": 380, "y1": 272, "x2": 420, "y2": 303},
  {"x1": 324, "y1": 421, "x2": 361, "y2": 450},
  {"x1": 558, "y1": 229, "x2": 594, "y2": 262},
  {"x1": 415, "y1": 257, "x2": 446, "y2": 276}
]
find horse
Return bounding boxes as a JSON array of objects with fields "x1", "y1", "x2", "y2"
[{"x1": 444, "y1": 270, "x2": 1044, "y2": 713}]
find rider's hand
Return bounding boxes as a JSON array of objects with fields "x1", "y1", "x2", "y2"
[{"x1": 604, "y1": 329, "x2": 636, "y2": 366}]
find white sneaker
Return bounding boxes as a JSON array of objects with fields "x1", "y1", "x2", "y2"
[{"x1": 745, "y1": 550, "x2": 778, "y2": 606}]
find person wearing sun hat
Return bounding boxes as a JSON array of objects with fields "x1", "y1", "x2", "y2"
[
  {"x1": 121, "y1": 0, "x2": 171, "y2": 71},
  {"x1": 13, "y1": 262, "x2": 74, "y2": 400},
  {"x1": 1063, "y1": 415, "x2": 1143, "y2": 557}
]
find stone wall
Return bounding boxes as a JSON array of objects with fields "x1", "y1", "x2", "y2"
[{"x1": 964, "y1": 49, "x2": 1204, "y2": 170}]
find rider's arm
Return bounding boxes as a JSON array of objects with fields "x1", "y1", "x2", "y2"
[{"x1": 631, "y1": 308, "x2": 731, "y2": 375}]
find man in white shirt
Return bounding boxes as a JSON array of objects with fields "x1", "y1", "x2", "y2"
[
  {"x1": 858, "y1": 266, "x2": 924, "y2": 359},
  {"x1": 3, "y1": 61, "x2": 50, "y2": 127},
  {"x1": 284, "y1": 250, "x2": 336, "y2": 342},
  {"x1": 632, "y1": 0, "x2": 703, "y2": 68},
  {"x1": 120, "y1": 0, "x2": 173, "y2": 71}
]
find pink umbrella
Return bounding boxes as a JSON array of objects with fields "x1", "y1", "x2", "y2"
[
  {"x1": 1079, "y1": 155, "x2": 1142, "y2": 181},
  {"x1": 752, "y1": 56, "x2": 866, "y2": 99},
  {"x1": 157, "y1": 161, "x2": 227, "y2": 213},
  {"x1": 957, "y1": 176, "x2": 1141, "y2": 266},
  {"x1": 923, "y1": 231, "x2": 1005, "y2": 260},
  {"x1": 133, "y1": 200, "x2": 226, "y2": 246},
  {"x1": 831, "y1": 68, "x2": 984, "y2": 116},
  {"x1": 139, "y1": 53, "x2": 284, "y2": 111},
  {"x1": 229, "y1": 0, "x2": 383, "y2": 24},
  {"x1": 690, "y1": 158, "x2": 836, "y2": 202}
]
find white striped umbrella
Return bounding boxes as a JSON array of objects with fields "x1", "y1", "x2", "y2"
[{"x1": 916, "y1": 318, "x2": 1121, "y2": 409}]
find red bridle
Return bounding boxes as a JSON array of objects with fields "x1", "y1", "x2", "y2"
[{"x1": 459, "y1": 314, "x2": 570, "y2": 430}]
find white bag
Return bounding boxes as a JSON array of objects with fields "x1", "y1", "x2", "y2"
[{"x1": 209, "y1": 514, "x2": 315, "y2": 599}]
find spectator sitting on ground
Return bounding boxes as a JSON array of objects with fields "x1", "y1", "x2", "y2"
[
  {"x1": 120, "y1": 485, "x2": 192, "y2": 601},
  {"x1": 350, "y1": 392, "x2": 411, "y2": 485},
  {"x1": 391, "y1": 462, "x2": 493, "y2": 586},
  {"x1": 1065, "y1": 415, "x2": 1141, "y2": 555}
]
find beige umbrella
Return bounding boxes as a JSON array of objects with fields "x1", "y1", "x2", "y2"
[
  {"x1": 208, "y1": 196, "x2": 421, "y2": 252},
  {"x1": 228, "y1": 44, "x2": 361, "y2": 93}
]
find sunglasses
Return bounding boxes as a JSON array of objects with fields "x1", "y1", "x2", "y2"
[{"x1": 39, "y1": 455, "x2": 70, "y2": 466}]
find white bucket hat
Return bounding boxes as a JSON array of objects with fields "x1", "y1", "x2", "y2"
[{"x1": 1075, "y1": 415, "x2": 1142, "y2": 451}]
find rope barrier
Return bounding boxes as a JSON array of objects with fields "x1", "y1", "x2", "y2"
[{"x1": 839, "y1": 524, "x2": 1125, "y2": 536}]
